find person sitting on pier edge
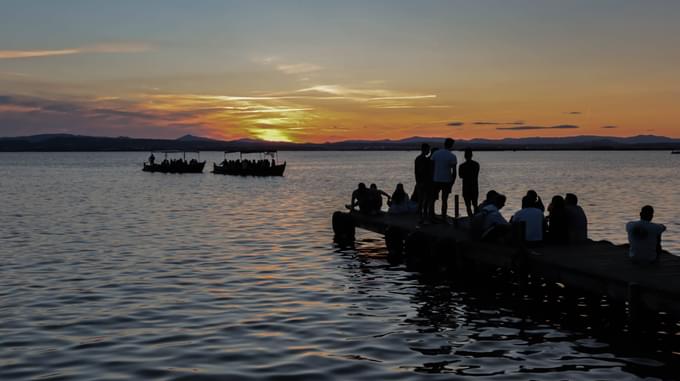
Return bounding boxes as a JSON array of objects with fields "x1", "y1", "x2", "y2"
[
  {"x1": 459, "y1": 147, "x2": 480, "y2": 218},
  {"x1": 478, "y1": 190, "x2": 499, "y2": 210},
  {"x1": 626, "y1": 205, "x2": 666, "y2": 264},
  {"x1": 525, "y1": 190, "x2": 545, "y2": 212},
  {"x1": 565, "y1": 193, "x2": 588, "y2": 242},
  {"x1": 388, "y1": 183, "x2": 410, "y2": 214},
  {"x1": 480, "y1": 193, "x2": 510, "y2": 242},
  {"x1": 368, "y1": 183, "x2": 391, "y2": 215},
  {"x1": 510, "y1": 195, "x2": 545, "y2": 245},
  {"x1": 347, "y1": 182, "x2": 371, "y2": 213},
  {"x1": 431, "y1": 138, "x2": 457, "y2": 224},
  {"x1": 546, "y1": 195, "x2": 569, "y2": 244},
  {"x1": 414, "y1": 143, "x2": 432, "y2": 223},
  {"x1": 148, "y1": 153, "x2": 155, "y2": 165}
]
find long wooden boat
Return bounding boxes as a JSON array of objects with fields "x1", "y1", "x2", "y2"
[
  {"x1": 142, "y1": 150, "x2": 205, "y2": 173},
  {"x1": 143, "y1": 161, "x2": 205, "y2": 173},
  {"x1": 212, "y1": 150, "x2": 286, "y2": 176},
  {"x1": 672, "y1": 150, "x2": 680, "y2": 154}
]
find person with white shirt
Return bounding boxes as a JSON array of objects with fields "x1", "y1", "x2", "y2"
[
  {"x1": 626, "y1": 205, "x2": 666, "y2": 264},
  {"x1": 511, "y1": 195, "x2": 545, "y2": 245},
  {"x1": 430, "y1": 138, "x2": 457, "y2": 223}
]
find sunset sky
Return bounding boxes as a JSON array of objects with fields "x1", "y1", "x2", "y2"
[{"x1": 1, "y1": 0, "x2": 679, "y2": 142}]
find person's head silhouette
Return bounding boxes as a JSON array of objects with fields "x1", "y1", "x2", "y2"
[
  {"x1": 640, "y1": 205, "x2": 654, "y2": 222},
  {"x1": 494, "y1": 194, "x2": 506, "y2": 209},
  {"x1": 444, "y1": 138, "x2": 455, "y2": 149},
  {"x1": 464, "y1": 147, "x2": 473, "y2": 160},
  {"x1": 358, "y1": 183, "x2": 366, "y2": 191},
  {"x1": 565, "y1": 193, "x2": 578, "y2": 206},
  {"x1": 420, "y1": 143, "x2": 430, "y2": 155}
]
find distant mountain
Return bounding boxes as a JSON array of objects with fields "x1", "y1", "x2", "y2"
[{"x1": 0, "y1": 133, "x2": 679, "y2": 152}]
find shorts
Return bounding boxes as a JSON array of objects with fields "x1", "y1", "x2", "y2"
[{"x1": 433, "y1": 181, "x2": 453, "y2": 196}]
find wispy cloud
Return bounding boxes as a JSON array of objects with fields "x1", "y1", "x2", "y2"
[
  {"x1": 497, "y1": 124, "x2": 579, "y2": 131},
  {"x1": 276, "y1": 63, "x2": 321, "y2": 75},
  {"x1": 601, "y1": 125, "x2": 618, "y2": 129},
  {"x1": 447, "y1": 121, "x2": 464, "y2": 126},
  {"x1": 565, "y1": 111, "x2": 582, "y2": 115},
  {"x1": 0, "y1": 42, "x2": 151, "y2": 60}
]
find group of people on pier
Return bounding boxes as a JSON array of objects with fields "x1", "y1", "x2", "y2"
[{"x1": 347, "y1": 138, "x2": 668, "y2": 264}]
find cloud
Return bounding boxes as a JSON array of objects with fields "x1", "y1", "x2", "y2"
[
  {"x1": 473, "y1": 120, "x2": 524, "y2": 126},
  {"x1": 601, "y1": 125, "x2": 618, "y2": 129},
  {"x1": 0, "y1": 42, "x2": 151, "y2": 60},
  {"x1": 447, "y1": 121, "x2": 464, "y2": 126},
  {"x1": 497, "y1": 124, "x2": 579, "y2": 131},
  {"x1": 295, "y1": 85, "x2": 436, "y2": 101},
  {"x1": 276, "y1": 63, "x2": 322, "y2": 75},
  {"x1": 565, "y1": 111, "x2": 582, "y2": 115}
]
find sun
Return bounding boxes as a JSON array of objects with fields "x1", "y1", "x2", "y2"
[{"x1": 250, "y1": 128, "x2": 293, "y2": 142}]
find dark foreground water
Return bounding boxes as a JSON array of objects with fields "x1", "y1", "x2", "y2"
[{"x1": 1, "y1": 151, "x2": 679, "y2": 380}]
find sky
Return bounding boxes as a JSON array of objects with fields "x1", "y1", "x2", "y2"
[{"x1": 1, "y1": 0, "x2": 679, "y2": 142}]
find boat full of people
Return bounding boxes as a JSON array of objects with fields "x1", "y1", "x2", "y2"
[
  {"x1": 142, "y1": 151, "x2": 206, "y2": 173},
  {"x1": 212, "y1": 150, "x2": 286, "y2": 176}
]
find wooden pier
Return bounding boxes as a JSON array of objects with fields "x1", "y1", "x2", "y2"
[{"x1": 332, "y1": 210, "x2": 680, "y2": 319}]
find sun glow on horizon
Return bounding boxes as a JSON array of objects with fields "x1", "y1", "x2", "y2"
[{"x1": 249, "y1": 128, "x2": 293, "y2": 142}]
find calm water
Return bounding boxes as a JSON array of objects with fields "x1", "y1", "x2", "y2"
[{"x1": 1, "y1": 151, "x2": 679, "y2": 380}]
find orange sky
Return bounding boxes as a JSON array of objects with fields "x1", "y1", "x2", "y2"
[{"x1": 1, "y1": 1, "x2": 679, "y2": 142}]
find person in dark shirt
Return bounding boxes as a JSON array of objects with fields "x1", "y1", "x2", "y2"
[
  {"x1": 526, "y1": 190, "x2": 545, "y2": 212},
  {"x1": 565, "y1": 193, "x2": 588, "y2": 242},
  {"x1": 458, "y1": 148, "x2": 480, "y2": 217},
  {"x1": 414, "y1": 143, "x2": 432, "y2": 223},
  {"x1": 478, "y1": 190, "x2": 499, "y2": 210},
  {"x1": 347, "y1": 183, "x2": 370, "y2": 213},
  {"x1": 546, "y1": 195, "x2": 569, "y2": 244}
]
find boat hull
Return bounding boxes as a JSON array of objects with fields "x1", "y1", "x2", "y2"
[
  {"x1": 212, "y1": 162, "x2": 286, "y2": 176},
  {"x1": 142, "y1": 161, "x2": 206, "y2": 173}
]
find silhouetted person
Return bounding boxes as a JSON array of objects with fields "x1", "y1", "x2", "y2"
[
  {"x1": 481, "y1": 193, "x2": 510, "y2": 242},
  {"x1": 565, "y1": 193, "x2": 588, "y2": 242},
  {"x1": 414, "y1": 143, "x2": 432, "y2": 223},
  {"x1": 388, "y1": 183, "x2": 409, "y2": 214},
  {"x1": 458, "y1": 147, "x2": 480, "y2": 217},
  {"x1": 148, "y1": 153, "x2": 155, "y2": 165},
  {"x1": 546, "y1": 195, "x2": 568, "y2": 244},
  {"x1": 511, "y1": 195, "x2": 545, "y2": 244},
  {"x1": 368, "y1": 183, "x2": 390, "y2": 214},
  {"x1": 478, "y1": 190, "x2": 499, "y2": 210},
  {"x1": 431, "y1": 138, "x2": 457, "y2": 223},
  {"x1": 348, "y1": 182, "x2": 370, "y2": 213},
  {"x1": 526, "y1": 190, "x2": 545, "y2": 212},
  {"x1": 627, "y1": 205, "x2": 666, "y2": 264}
]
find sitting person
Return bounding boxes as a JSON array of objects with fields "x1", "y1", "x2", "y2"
[
  {"x1": 388, "y1": 183, "x2": 410, "y2": 214},
  {"x1": 478, "y1": 190, "x2": 499, "y2": 210},
  {"x1": 511, "y1": 194, "x2": 545, "y2": 244},
  {"x1": 565, "y1": 193, "x2": 588, "y2": 242},
  {"x1": 368, "y1": 183, "x2": 390, "y2": 214},
  {"x1": 525, "y1": 189, "x2": 545, "y2": 212},
  {"x1": 480, "y1": 193, "x2": 510, "y2": 242},
  {"x1": 347, "y1": 183, "x2": 371, "y2": 213},
  {"x1": 546, "y1": 195, "x2": 569, "y2": 244},
  {"x1": 626, "y1": 205, "x2": 666, "y2": 264}
]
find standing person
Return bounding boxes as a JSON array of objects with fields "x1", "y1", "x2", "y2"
[
  {"x1": 626, "y1": 205, "x2": 666, "y2": 264},
  {"x1": 414, "y1": 143, "x2": 432, "y2": 223},
  {"x1": 431, "y1": 138, "x2": 457, "y2": 223},
  {"x1": 458, "y1": 148, "x2": 480, "y2": 217}
]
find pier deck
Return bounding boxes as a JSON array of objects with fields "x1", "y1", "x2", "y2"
[{"x1": 336, "y1": 211, "x2": 680, "y2": 317}]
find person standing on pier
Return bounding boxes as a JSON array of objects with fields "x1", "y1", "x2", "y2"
[
  {"x1": 431, "y1": 138, "x2": 457, "y2": 223},
  {"x1": 458, "y1": 148, "x2": 480, "y2": 217},
  {"x1": 626, "y1": 205, "x2": 666, "y2": 264}
]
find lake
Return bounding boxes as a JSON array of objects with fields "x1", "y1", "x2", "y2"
[{"x1": 1, "y1": 151, "x2": 679, "y2": 380}]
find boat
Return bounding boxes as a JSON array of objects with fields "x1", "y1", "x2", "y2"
[
  {"x1": 672, "y1": 150, "x2": 680, "y2": 154},
  {"x1": 142, "y1": 151, "x2": 206, "y2": 173},
  {"x1": 212, "y1": 150, "x2": 286, "y2": 176}
]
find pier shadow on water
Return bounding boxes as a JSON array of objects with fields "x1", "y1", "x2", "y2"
[{"x1": 335, "y1": 236, "x2": 680, "y2": 380}]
